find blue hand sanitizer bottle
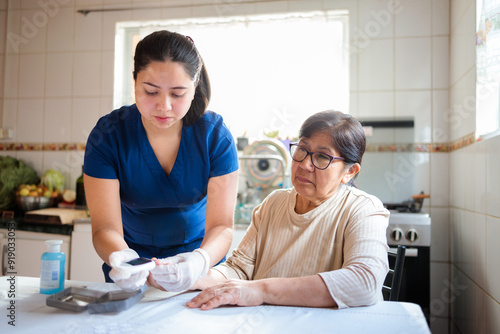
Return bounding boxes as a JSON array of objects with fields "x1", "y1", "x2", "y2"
[{"x1": 40, "y1": 240, "x2": 65, "y2": 294}]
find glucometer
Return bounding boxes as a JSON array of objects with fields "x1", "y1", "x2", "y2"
[{"x1": 114, "y1": 257, "x2": 156, "y2": 273}]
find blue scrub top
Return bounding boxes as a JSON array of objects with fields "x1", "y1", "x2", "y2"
[{"x1": 84, "y1": 104, "x2": 239, "y2": 260}]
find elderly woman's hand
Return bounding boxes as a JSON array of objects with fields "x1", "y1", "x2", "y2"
[{"x1": 186, "y1": 279, "x2": 265, "y2": 310}]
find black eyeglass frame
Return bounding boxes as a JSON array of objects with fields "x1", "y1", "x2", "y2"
[{"x1": 289, "y1": 143, "x2": 345, "y2": 170}]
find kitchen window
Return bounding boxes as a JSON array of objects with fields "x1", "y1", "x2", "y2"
[
  {"x1": 114, "y1": 10, "x2": 349, "y2": 140},
  {"x1": 476, "y1": 0, "x2": 500, "y2": 139}
]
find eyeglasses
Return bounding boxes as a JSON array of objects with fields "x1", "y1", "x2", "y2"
[{"x1": 289, "y1": 143, "x2": 344, "y2": 170}]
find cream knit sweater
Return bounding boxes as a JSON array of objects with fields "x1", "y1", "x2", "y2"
[{"x1": 214, "y1": 185, "x2": 390, "y2": 308}]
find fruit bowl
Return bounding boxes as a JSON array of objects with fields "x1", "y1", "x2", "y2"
[{"x1": 16, "y1": 195, "x2": 58, "y2": 212}]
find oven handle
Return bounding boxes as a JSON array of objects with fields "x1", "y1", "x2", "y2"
[{"x1": 389, "y1": 247, "x2": 418, "y2": 257}]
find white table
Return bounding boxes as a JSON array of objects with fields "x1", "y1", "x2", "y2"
[{"x1": 0, "y1": 276, "x2": 430, "y2": 333}]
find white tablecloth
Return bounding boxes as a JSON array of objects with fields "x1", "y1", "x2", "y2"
[{"x1": 0, "y1": 276, "x2": 430, "y2": 334}]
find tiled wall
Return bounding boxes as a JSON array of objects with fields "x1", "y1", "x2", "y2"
[
  {"x1": 0, "y1": 0, "x2": 483, "y2": 332},
  {"x1": 449, "y1": 1, "x2": 500, "y2": 333}
]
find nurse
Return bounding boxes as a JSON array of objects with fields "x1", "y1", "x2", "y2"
[{"x1": 84, "y1": 30, "x2": 239, "y2": 291}]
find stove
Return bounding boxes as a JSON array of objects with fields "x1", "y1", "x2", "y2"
[{"x1": 386, "y1": 212, "x2": 431, "y2": 323}]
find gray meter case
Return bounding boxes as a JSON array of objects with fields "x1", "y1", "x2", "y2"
[{"x1": 46, "y1": 285, "x2": 147, "y2": 313}]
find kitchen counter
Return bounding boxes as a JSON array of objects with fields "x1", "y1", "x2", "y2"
[
  {"x1": 0, "y1": 276, "x2": 431, "y2": 333},
  {"x1": 0, "y1": 216, "x2": 73, "y2": 235}
]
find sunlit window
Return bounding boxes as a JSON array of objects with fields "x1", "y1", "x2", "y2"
[
  {"x1": 115, "y1": 11, "x2": 349, "y2": 140},
  {"x1": 476, "y1": 0, "x2": 500, "y2": 138}
]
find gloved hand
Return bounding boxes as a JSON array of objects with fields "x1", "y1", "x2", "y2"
[
  {"x1": 109, "y1": 248, "x2": 150, "y2": 291},
  {"x1": 151, "y1": 248, "x2": 210, "y2": 292}
]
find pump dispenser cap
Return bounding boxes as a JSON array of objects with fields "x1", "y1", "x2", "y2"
[{"x1": 45, "y1": 240, "x2": 63, "y2": 253}]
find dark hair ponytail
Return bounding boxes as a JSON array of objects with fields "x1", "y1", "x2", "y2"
[{"x1": 133, "y1": 30, "x2": 210, "y2": 126}]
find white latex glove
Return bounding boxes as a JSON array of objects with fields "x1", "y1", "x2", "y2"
[
  {"x1": 109, "y1": 249, "x2": 149, "y2": 291},
  {"x1": 151, "y1": 248, "x2": 210, "y2": 292}
]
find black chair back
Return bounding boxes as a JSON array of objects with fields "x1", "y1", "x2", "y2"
[{"x1": 382, "y1": 245, "x2": 406, "y2": 301}]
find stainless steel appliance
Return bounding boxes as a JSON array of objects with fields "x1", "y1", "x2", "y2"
[{"x1": 386, "y1": 212, "x2": 431, "y2": 323}]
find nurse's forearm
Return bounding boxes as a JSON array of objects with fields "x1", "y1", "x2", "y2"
[
  {"x1": 200, "y1": 225, "x2": 233, "y2": 267},
  {"x1": 92, "y1": 228, "x2": 129, "y2": 265}
]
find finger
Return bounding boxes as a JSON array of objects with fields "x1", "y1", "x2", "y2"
[
  {"x1": 200, "y1": 290, "x2": 234, "y2": 310},
  {"x1": 147, "y1": 275, "x2": 166, "y2": 291},
  {"x1": 151, "y1": 263, "x2": 179, "y2": 275},
  {"x1": 156, "y1": 257, "x2": 179, "y2": 265},
  {"x1": 109, "y1": 268, "x2": 131, "y2": 281},
  {"x1": 187, "y1": 286, "x2": 222, "y2": 308}
]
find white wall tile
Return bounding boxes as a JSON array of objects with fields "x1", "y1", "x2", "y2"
[
  {"x1": 355, "y1": 152, "x2": 394, "y2": 203},
  {"x1": 429, "y1": 152, "x2": 449, "y2": 207},
  {"x1": 132, "y1": 8, "x2": 162, "y2": 20},
  {"x1": 474, "y1": 213, "x2": 486, "y2": 289},
  {"x1": 430, "y1": 317, "x2": 449, "y2": 334},
  {"x1": 160, "y1": 6, "x2": 192, "y2": 20},
  {"x1": 47, "y1": 7, "x2": 75, "y2": 52},
  {"x1": 100, "y1": 96, "x2": 113, "y2": 117},
  {"x1": 104, "y1": 0, "x2": 131, "y2": 5},
  {"x1": 432, "y1": 90, "x2": 449, "y2": 143},
  {"x1": 6, "y1": 10, "x2": 21, "y2": 53},
  {"x1": 391, "y1": 152, "x2": 430, "y2": 202},
  {"x1": 288, "y1": 0, "x2": 322, "y2": 13},
  {"x1": 100, "y1": 51, "x2": 114, "y2": 97},
  {"x1": 395, "y1": 91, "x2": 432, "y2": 142},
  {"x1": 16, "y1": 98, "x2": 43, "y2": 141},
  {"x1": 357, "y1": 91, "x2": 394, "y2": 118},
  {"x1": 0, "y1": 11, "x2": 7, "y2": 53},
  {"x1": 17, "y1": 9, "x2": 48, "y2": 54},
  {"x1": 101, "y1": 11, "x2": 133, "y2": 51},
  {"x1": 4, "y1": 55, "x2": 19, "y2": 98},
  {"x1": 349, "y1": 51, "x2": 357, "y2": 92},
  {"x1": 449, "y1": 1, "x2": 475, "y2": 87},
  {"x1": 76, "y1": 0, "x2": 103, "y2": 6},
  {"x1": 451, "y1": 267, "x2": 475, "y2": 334},
  {"x1": 349, "y1": 92, "x2": 358, "y2": 117},
  {"x1": 45, "y1": 53, "x2": 73, "y2": 97},
  {"x1": 486, "y1": 215, "x2": 500, "y2": 302},
  {"x1": 21, "y1": 0, "x2": 42, "y2": 9},
  {"x1": 450, "y1": 0, "x2": 473, "y2": 32},
  {"x1": 474, "y1": 140, "x2": 487, "y2": 214},
  {"x1": 43, "y1": 98, "x2": 72, "y2": 142},
  {"x1": 16, "y1": 151, "x2": 43, "y2": 176},
  {"x1": 395, "y1": 38, "x2": 432, "y2": 90},
  {"x1": 358, "y1": 39, "x2": 393, "y2": 91},
  {"x1": 432, "y1": 36, "x2": 449, "y2": 89},
  {"x1": 430, "y1": 262, "x2": 450, "y2": 318},
  {"x1": 448, "y1": 69, "x2": 476, "y2": 140},
  {"x1": 74, "y1": 11, "x2": 102, "y2": 51},
  {"x1": 395, "y1": 0, "x2": 432, "y2": 37},
  {"x1": 72, "y1": 52, "x2": 102, "y2": 97},
  {"x1": 71, "y1": 97, "x2": 100, "y2": 142},
  {"x1": 19, "y1": 54, "x2": 45, "y2": 98},
  {"x1": 254, "y1": 1, "x2": 287, "y2": 15},
  {"x1": 357, "y1": 0, "x2": 394, "y2": 40},
  {"x1": 429, "y1": 207, "x2": 449, "y2": 262},
  {"x1": 432, "y1": 0, "x2": 450, "y2": 36},
  {"x1": 3, "y1": 99, "x2": 18, "y2": 138},
  {"x1": 450, "y1": 150, "x2": 466, "y2": 209},
  {"x1": 463, "y1": 145, "x2": 475, "y2": 212},
  {"x1": 487, "y1": 292, "x2": 500, "y2": 334},
  {"x1": 486, "y1": 135, "x2": 500, "y2": 218},
  {"x1": 473, "y1": 283, "x2": 488, "y2": 333}
]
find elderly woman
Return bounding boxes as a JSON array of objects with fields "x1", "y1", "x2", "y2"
[{"x1": 151, "y1": 110, "x2": 389, "y2": 309}]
